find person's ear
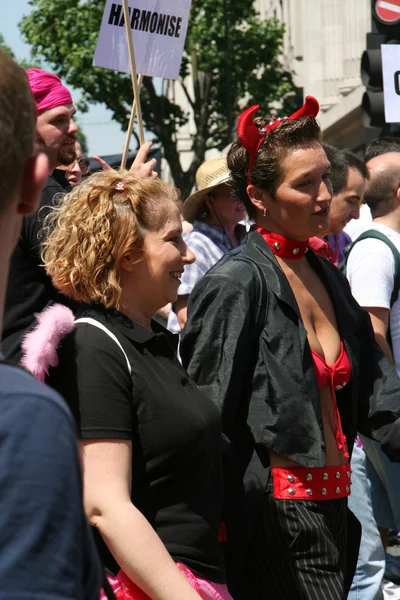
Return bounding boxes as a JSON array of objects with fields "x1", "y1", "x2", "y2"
[
  {"x1": 120, "y1": 251, "x2": 139, "y2": 273},
  {"x1": 204, "y1": 194, "x2": 214, "y2": 212},
  {"x1": 17, "y1": 152, "x2": 49, "y2": 215},
  {"x1": 246, "y1": 184, "x2": 271, "y2": 214}
]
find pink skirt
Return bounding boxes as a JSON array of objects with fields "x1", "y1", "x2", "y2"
[{"x1": 100, "y1": 562, "x2": 233, "y2": 600}]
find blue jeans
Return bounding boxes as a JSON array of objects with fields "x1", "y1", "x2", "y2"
[
  {"x1": 360, "y1": 435, "x2": 400, "y2": 530},
  {"x1": 348, "y1": 442, "x2": 385, "y2": 600}
]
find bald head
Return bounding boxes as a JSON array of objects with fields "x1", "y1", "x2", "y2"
[
  {"x1": 0, "y1": 50, "x2": 35, "y2": 212},
  {"x1": 365, "y1": 152, "x2": 400, "y2": 218},
  {"x1": 367, "y1": 151, "x2": 400, "y2": 176}
]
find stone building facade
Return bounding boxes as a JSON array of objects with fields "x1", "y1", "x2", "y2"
[
  {"x1": 163, "y1": 0, "x2": 370, "y2": 180},
  {"x1": 256, "y1": 0, "x2": 370, "y2": 147}
]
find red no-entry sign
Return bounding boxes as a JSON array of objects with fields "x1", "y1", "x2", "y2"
[{"x1": 375, "y1": 0, "x2": 400, "y2": 23}]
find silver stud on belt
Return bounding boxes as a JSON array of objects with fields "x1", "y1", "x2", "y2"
[
  {"x1": 336, "y1": 472, "x2": 340, "y2": 479},
  {"x1": 321, "y1": 488, "x2": 327, "y2": 495},
  {"x1": 293, "y1": 248, "x2": 299, "y2": 255},
  {"x1": 345, "y1": 485, "x2": 350, "y2": 493},
  {"x1": 323, "y1": 472, "x2": 329, "y2": 480},
  {"x1": 274, "y1": 242, "x2": 280, "y2": 250},
  {"x1": 306, "y1": 473, "x2": 312, "y2": 481},
  {"x1": 336, "y1": 487, "x2": 341, "y2": 494},
  {"x1": 306, "y1": 488, "x2": 313, "y2": 496},
  {"x1": 288, "y1": 488, "x2": 295, "y2": 495},
  {"x1": 287, "y1": 474, "x2": 295, "y2": 483}
]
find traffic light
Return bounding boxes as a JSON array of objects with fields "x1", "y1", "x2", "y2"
[
  {"x1": 361, "y1": 1, "x2": 400, "y2": 139},
  {"x1": 361, "y1": 33, "x2": 386, "y2": 128}
]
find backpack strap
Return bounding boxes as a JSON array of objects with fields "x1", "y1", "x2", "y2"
[
  {"x1": 342, "y1": 229, "x2": 400, "y2": 309},
  {"x1": 74, "y1": 318, "x2": 132, "y2": 375}
]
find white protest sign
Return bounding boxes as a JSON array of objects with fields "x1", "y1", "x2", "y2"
[
  {"x1": 93, "y1": 0, "x2": 192, "y2": 80},
  {"x1": 382, "y1": 44, "x2": 400, "y2": 123}
]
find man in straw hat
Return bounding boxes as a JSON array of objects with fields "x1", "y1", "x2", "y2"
[{"x1": 168, "y1": 156, "x2": 247, "y2": 333}]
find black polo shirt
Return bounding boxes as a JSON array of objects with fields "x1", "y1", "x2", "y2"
[{"x1": 48, "y1": 305, "x2": 225, "y2": 583}]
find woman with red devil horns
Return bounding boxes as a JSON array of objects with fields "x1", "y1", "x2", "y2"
[{"x1": 180, "y1": 97, "x2": 400, "y2": 599}]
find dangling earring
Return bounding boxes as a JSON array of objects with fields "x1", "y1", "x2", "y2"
[{"x1": 263, "y1": 208, "x2": 266, "y2": 217}]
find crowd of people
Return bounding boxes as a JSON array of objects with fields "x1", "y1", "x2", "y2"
[{"x1": 1, "y1": 50, "x2": 400, "y2": 600}]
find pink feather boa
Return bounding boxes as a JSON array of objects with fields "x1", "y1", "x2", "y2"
[{"x1": 20, "y1": 304, "x2": 75, "y2": 382}]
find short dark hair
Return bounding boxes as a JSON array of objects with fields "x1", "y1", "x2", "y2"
[
  {"x1": 227, "y1": 115, "x2": 321, "y2": 220},
  {"x1": 322, "y1": 144, "x2": 369, "y2": 195},
  {"x1": 364, "y1": 164, "x2": 400, "y2": 218},
  {"x1": 0, "y1": 50, "x2": 35, "y2": 213},
  {"x1": 364, "y1": 137, "x2": 400, "y2": 163}
]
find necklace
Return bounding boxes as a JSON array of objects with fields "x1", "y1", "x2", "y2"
[{"x1": 254, "y1": 225, "x2": 308, "y2": 259}]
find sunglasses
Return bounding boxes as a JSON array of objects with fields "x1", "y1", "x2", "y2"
[
  {"x1": 58, "y1": 157, "x2": 91, "y2": 176},
  {"x1": 77, "y1": 157, "x2": 91, "y2": 175}
]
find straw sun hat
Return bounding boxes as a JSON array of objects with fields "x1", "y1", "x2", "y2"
[{"x1": 182, "y1": 156, "x2": 231, "y2": 223}]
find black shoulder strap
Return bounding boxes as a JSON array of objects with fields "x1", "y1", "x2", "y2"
[
  {"x1": 102, "y1": 571, "x2": 117, "y2": 600},
  {"x1": 343, "y1": 229, "x2": 400, "y2": 309}
]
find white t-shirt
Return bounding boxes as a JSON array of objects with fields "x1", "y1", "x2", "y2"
[
  {"x1": 346, "y1": 223, "x2": 400, "y2": 376},
  {"x1": 344, "y1": 204, "x2": 372, "y2": 240}
]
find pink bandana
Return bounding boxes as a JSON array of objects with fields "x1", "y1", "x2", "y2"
[{"x1": 26, "y1": 68, "x2": 73, "y2": 113}]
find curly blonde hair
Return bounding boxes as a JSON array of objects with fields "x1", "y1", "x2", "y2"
[{"x1": 42, "y1": 170, "x2": 180, "y2": 308}]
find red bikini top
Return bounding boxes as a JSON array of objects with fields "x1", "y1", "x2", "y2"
[
  {"x1": 311, "y1": 341, "x2": 351, "y2": 391},
  {"x1": 311, "y1": 341, "x2": 351, "y2": 459}
]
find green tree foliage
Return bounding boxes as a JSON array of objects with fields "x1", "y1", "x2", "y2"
[
  {"x1": 0, "y1": 32, "x2": 41, "y2": 69},
  {"x1": 20, "y1": 0, "x2": 299, "y2": 196},
  {"x1": 0, "y1": 33, "x2": 16, "y2": 59}
]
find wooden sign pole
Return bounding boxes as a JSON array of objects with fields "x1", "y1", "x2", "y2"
[
  {"x1": 121, "y1": 73, "x2": 144, "y2": 169},
  {"x1": 121, "y1": 0, "x2": 145, "y2": 149}
]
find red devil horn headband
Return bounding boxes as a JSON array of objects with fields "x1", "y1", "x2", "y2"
[{"x1": 238, "y1": 95, "x2": 319, "y2": 184}]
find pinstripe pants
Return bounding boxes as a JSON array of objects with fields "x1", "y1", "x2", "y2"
[{"x1": 244, "y1": 479, "x2": 348, "y2": 599}]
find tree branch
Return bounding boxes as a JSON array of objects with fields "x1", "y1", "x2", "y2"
[{"x1": 180, "y1": 79, "x2": 195, "y2": 112}]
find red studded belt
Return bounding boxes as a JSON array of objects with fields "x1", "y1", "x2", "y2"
[{"x1": 272, "y1": 464, "x2": 351, "y2": 501}]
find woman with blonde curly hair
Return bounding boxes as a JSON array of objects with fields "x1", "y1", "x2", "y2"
[{"x1": 22, "y1": 170, "x2": 233, "y2": 600}]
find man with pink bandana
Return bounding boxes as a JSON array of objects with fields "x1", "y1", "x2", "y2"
[
  {"x1": 0, "y1": 51, "x2": 102, "y2": 600},
  {"x1": 1, "y1": 69, "x2": 79, "y2": 360},
  {"x1": 29, "y1": 68, "x2": 78, "y2": 169},
  {"x1": 1, "y1": 69, "x2": 156, "y2": 361}
]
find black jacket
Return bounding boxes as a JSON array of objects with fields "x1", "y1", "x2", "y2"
[
  {"x1": 181, "y1": 229, "x2": 400, "y2": 596},
  {"x1": 181, "y1": 228, "x2": 400, "y2": 506},
  {"x1": 2, "y1": 174, "x2": 75, "y2": 362}
]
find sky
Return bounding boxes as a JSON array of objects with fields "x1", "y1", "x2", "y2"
[{"x1": 2, "y1": 1, "x2": 138, "y2": 156}]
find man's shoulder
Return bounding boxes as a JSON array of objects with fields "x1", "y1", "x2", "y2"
[
  {"x1": 348, "y1": 228, "x2": 397, "y2": 261},
  {"x1": 40, "y1": 175, "x2": 64, "y2": 206},
  {"x1": 21, "y1": 175, "x2": 64, "y2": 235},
  {"x1": 370, "y1": 224, "x2": 400, "y2": 251},
  {"x1": 0, "y1": 367, "x2": 101, "y2": 600},
  {"x1": 0, "y1": 363, "x2": 72, "y2": 424}
]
